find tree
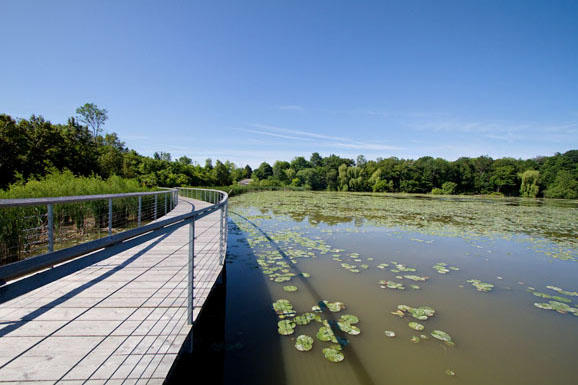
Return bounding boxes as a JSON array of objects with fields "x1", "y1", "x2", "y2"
[
  {"x1": 243, "y1": 165, "x2": 253, "y2": 179},
  {"x1": 76, "y1": 103, "x2": 108, "y2": 138},
  {"x1": 519, "y1": 170, "x2": 540, "y2": 198},
  {"x1": 178, "y1": 156, "x2": 192, "y2": 165},
  {"x1": 544, "y1": 170, "x2": 578, "y2": 199},
  {"x1": 253, "y1": 162, "x2": 273, "y2": 180}
]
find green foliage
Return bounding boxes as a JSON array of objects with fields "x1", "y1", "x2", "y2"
[
  {"x1": 519, "y1": 170, "x2": 540, "y2": 198},
  {"x1": 76, "y1": 103, "x2": 108, "y2": 138},
  {"x1": 0, "y1": 170, "x2": 152, "y2": 264},
  {"x1": 544, "y1": 170, "x2": 578, "y2": 199},
  {"x1": 1, "y1": 112, "x2": 576, "y2": 199}
]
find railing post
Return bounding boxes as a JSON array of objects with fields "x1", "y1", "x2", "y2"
[
  {"x1": 164, "y1": 193, "x2": 167, "y2": 215},
  {"x1": 219, "y1": 204, "x2": 224, "y2": 265},
  {"x1": 108, "y1": 198, "x2": 113, "y2": 236},
  {"x1": 47, "y1": 204, "x2": 54, "y2": 253},
  {"x1": 187, "y1": 217, "x2": 195, "y2": 325},
  {"x1": 154, "y1": 194, "x2": 157, "y2": 220},
  {"x1": 137, "y1": 196, "x2": 142, "y2": 227}
]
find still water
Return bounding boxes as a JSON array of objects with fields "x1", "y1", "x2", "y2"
[{"x1": 221, "y1": 191, "x2": 577, "y2": 385}]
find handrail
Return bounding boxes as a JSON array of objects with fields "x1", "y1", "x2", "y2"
[
  {"x1": 0, "y1": 187, "x2": 228, "y2": 285},
  {"x1": 0, "y1": 189, "x2": 178, "y2": 207}
]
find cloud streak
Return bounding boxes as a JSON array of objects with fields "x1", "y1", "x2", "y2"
[{"x1": 244, "y1": 123, "x2": 401, "y2": 151}]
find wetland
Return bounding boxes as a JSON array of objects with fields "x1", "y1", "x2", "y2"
[{"x1": 221, "y1": 191, "x2": 577, "y2": 385}]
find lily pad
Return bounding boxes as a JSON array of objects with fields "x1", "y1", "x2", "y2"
[
  {"x1": 384, "y1": 330, "x2": 396, "y2": 338},
  {"x1": 408, "y1": 322, "x2": 425, "y2": 331},
  {"x1": 445, "y1": 369, "x2": 456, "y2": 376},
  {"x1": 295, "y1": 335, "x2": 314, "y2": 352},
  {"x1": 294, "y1": 313, "x2": 315, "y2": 326},
  {"x1": 467, "y1": 279, "x2": 494, "y2": 292},
  {"x1": 278, "y1": 320, "x2": 296, "y2": 335},
  {"x1": 340, "y1": 314, "x2": 359, "y2": 324},
  {"x1": 316, "y1": 326, "x2": 338, "y2": 343},
  {"x1": 431, "y1": 329, "x2": 454, "y2": 345},
  {"x1": 283, "y1": 285, "x2": 298, "y2": 292},
  {"x1": 379, "y1": 280, "x2": 405, "y2": 290},
  {"x1": 272, "y1": 299, "x2": 296, "y2": 317},
  {"x1": 323, "y1": 347, "x2": 344, "y2": 363},
  {"x1": 410, "y1": 336, "x2": 420, "y2": 343},
  {"x1": 301, "y1": 272, "x2": 311, "y2": 278}
]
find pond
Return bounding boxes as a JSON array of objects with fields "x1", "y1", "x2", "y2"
[{"x1": 221, "y1": 191, "x2": 577, "y2": 385}]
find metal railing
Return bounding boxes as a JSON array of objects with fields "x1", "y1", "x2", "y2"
[
  {"x1": 0, "y1": 189, "x2": 179, "y2": 266},
  {"x1": 0, "y1": 187, "x2": 228, "y2": 327}
]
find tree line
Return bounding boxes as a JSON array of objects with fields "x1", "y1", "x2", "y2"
[{"x1": 1, "y1": 109, "x2": 576, "y2": 199}]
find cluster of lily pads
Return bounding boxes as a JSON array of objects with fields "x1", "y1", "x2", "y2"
[
  {"x1": 433, "y1": 262, "x2": 460, "y2": 274},
  {"x1": 528, "y1": 286, "x2": 578, "y2": 316},
  {"x1": 271, "y1": 298, "x2": 361, "y2": 363},
  {"x1": 388, "y1": 304, "x2": 455, "y2": 346},
  {"x1": 467, "y1": 279, "x2": 494, "y2": 292}
]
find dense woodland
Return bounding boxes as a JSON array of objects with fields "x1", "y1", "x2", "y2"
[{"x1": 1, "y1": 113, "x2": 577, "y2": 199}]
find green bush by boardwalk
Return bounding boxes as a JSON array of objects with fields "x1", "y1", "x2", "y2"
[{"x1": 0, "y1": 171, "x2": 155, "y2": 264}]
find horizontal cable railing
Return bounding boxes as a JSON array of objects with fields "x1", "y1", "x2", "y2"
[{"x1": 0, "y1": 189, "x2": 179, "y2": 267}]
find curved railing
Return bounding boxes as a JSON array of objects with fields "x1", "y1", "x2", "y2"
[{"x1": 0, "y1": 187, "x2": 228, "y2": 285}]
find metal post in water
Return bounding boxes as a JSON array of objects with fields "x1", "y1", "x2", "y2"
[
  {"x1": 47, "y1": 204, "x2": 54, "y2": 253},
  {"x1": 187, "y1": 218, "x2": 195, "y2": 325},
  {"x1": 108, "y1": 198, "x2": 113, "y2": 236},
  {"x1": 154, "y1": 194, "x2": 157, "y2": 220},
  {"x1": 138, "y1": 196, "x2": 142, "y2": 227}
]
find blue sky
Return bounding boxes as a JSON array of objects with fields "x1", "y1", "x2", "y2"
[{"x1": 1, "y1": 1, "x2": 577, "y2": 167}]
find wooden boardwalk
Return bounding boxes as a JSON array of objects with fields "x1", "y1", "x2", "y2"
[{"x1": 0, "y1": 197, "x2": 225, "y2": 384}]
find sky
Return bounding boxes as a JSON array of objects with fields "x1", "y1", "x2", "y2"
[{"x1": 1, "y1": 0, "x2": 577, "y2": 167}]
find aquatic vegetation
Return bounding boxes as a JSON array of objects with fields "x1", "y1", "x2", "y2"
[
  {"x1": 283, "y1": 285, "x2": 298, "y2": 292},
  {"x1": 322, "y1": 347, "x2": 344, "y2": 363},
  {"x1": 410, "y1": 336, "x2": 420, "y2": 343},
  {"x1": 316, "y1": 326, "x2": 338, "y2": 343},
  {"x1": 272, "y1": 299, "x2": 296, "y2": 318},
  {"x1": 295, "y1": 335, "x2": 314, "y2": 351},
  {"x1": 467, "y1": 279, "x2": 494, "y2": 292},
  {"x1": 278, "y1": 320, "x2": 296, "y2": 335},
  {"x1": 446, "y1": 369, "x2": 456, "y2": 376},
  {"x1": 301, "y1": 272, "x2": 311, "y2": 278},
  {"x1": 408, "y1": 322, "x2": 425, "y2": 331},
  {"x1": 339, "y1": 314, "x2": 359, "y2": 324},
  {"x1": 530, "y1": 291, "x2": 572, "y2": 303},
  {"x1": 431, "y1": 330, "x2": 454, "y2": 345},
  {"x1": 379, "y1": 280, "x2": 405, "y2": 290},
  {"x1": 546, "y1": 285, "x2": 578, "y2": 297},
  {"x1": 231, "y1": 190, "x2": 577, "y2": 261},
  {"x1": 337, "y1": 320, "x2": 361, "y2": 335},
  {"x1": 396, "y1": 305, "x2": 436, "y2": 320},
  {"x1": 376, "y1": 263, "x2": 389, "y2": 269},
  {"x1": 433, "y1": 262, "x2": 460, "y2": 274},
  {"x1": 534, "y1": 301, "x2": 578, "y2": 315},
  {"x1": 409, "y1": 284, "x2": 421, "y2": 290},
  {"x1": 384, "y1": 330, "x2": 396, "y2": 337},
  {"x1": 403, "y1": 274, "x2": 429, "y2": 282},
  {"x1": 294, "y1": 313, "x2": 316, "y2": 326}
]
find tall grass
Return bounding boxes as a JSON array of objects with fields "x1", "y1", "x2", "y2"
[{"x1": 0, "y1": 171, "x2": 156, "y2": 266}]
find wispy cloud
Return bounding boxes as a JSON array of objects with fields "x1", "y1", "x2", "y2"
[
  {"x1": 242, "y1": 123, "x2": 401, "y2": 151},
  {"x1": 278, "y1": 105, "x2": 304, "y2": 111}
]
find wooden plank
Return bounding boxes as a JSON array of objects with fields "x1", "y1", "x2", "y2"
[{"x1": 0, "y1": 196, "x2": 225, "y2": 384}]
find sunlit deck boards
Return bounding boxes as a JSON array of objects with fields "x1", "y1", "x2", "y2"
[{"x1": 0, "y1": 197, "x2": 225, "y2": 384}]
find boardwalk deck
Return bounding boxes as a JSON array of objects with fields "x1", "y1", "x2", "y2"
[{"x1": 0, "y1": 197, "x2": 225, "y2": 384}]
